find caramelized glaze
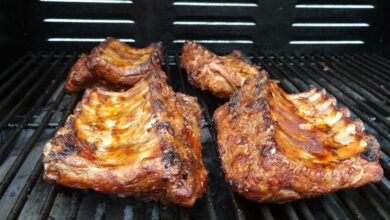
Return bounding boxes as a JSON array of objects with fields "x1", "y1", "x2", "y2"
[
  {"x1": 214, "y1": 75, "x2": 382, "y2": 203},
  {"x1": 44, "y1": 71, "x2": 207, "y2": 206},
  {"x1": 65, "y1": 38, "x2": 163, "y2": 93},
  {"x1": 181, "y1": 41, "x2": 267, "y2": 98}
]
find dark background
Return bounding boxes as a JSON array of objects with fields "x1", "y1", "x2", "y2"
[{"x1": 1, "y1": 0, "x2": 390, "y2": 70}]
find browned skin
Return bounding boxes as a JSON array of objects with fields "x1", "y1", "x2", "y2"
[
  {"x1": 181, "y1": 41, "x2": 268, "y2": 98},
  {"x1": 44, "y1": 70, "x2": 207, "y2": 206},
  {"x1": 214, "y1": 74, "x2": 383, "y2": 203},
  {"x1": 65, "y1": 38, "x2": 164, "y2": 93}
]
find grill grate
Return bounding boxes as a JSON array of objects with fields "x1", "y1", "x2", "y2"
[{"x1": 0, "y1": 52, "x2": 389, "y2": 219}]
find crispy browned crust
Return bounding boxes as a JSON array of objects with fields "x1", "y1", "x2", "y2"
[
  {"x1": 181, "y1": 41, "x2": 268, "y2": 98},
  {"x1": 213, "y1": 74, "x2": 383, "y2": 203},
  {"x1": 65, "y1": 38, "x2": 164, "y2": 93},
  {"x1": 44, "y1": 70, "x2": 207, "y2": 206},
  {"x1": 65, "y1": 55, "x2": 95, "y2": 93}
]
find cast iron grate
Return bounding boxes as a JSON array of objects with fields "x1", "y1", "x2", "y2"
[{"x1": 0, "y1": 51, "x2": 389, "y2": 220}]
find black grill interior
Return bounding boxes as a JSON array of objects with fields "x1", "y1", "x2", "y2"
[
  {"x1": 0, "y1": 52, "x2": 389, "y2": 219},
  {"x1": 17, "y1": 0, "x2": 389, "y2": 53},
  {"x1": 1, "y1": 0, "x2": 390, "y2": 219}
]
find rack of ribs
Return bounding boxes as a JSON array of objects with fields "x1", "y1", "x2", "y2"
[
  {"x1": 181, "y1": 41, "x2": 268, "y2": 98},
  {"x1": 213, "y1": 74, "x2": 383, "y2": 203},
  {"x1": 65, "y1": 37, "x2": 164, "y2": 93},
  {"x1": 43, "y1": 70, "x2": 207, "y2": 206}
]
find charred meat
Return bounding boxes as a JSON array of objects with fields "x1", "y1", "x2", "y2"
[
  {"x1": 44, "y1": 70, "x2": 207, "y2": 206},
  {"x1": 181, "y1": 41, "x2": 268, "y2": 98},
  {"x1": 214, "y1": 74, "x2": 383, "y2": 203},
  {"x1": 65, "y1": 38, "x2": 164, "y2": 93}
]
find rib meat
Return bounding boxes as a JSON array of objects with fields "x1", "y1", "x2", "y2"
[
  {"x1": 44, "y1": 70, "x2": 207, "y2": 206},
  {"x1": 65, "y1": 38, "x2": 164, "y2": 93},
  {"x1": 214, "y1": 74, "x2": 383, "y2": 203},
  {"x1": 181, "y1": 41, "x2": 268, "y2": 98}
]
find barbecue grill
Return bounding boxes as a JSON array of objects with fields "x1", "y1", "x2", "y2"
[{"x1": 1, "y1": 0, "x2": 390, "y2": 219}]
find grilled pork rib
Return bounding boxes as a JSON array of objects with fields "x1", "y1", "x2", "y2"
[
  {"x1": 65, "y1": 38, "x2": 163, "y2": 93},
  {"x1": 214, "y1": 74, "x2": 383, "y2": 203},
  {"x1": 44, "y1": 70, "x2": 207, "y2": 206},
  {"x1": 181, "y1": 41, "x2": 268, "y2": 98}
]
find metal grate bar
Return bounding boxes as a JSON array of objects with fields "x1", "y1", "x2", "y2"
[
  {"x1": 332, "y1": 54, "x2": 390, "y2": 94},
  {"x1": 103, "y1": 198, "x2": 131, "y2": 219},
  {"x1": 66, "y1": 192, "x2": 82, "y2": 219},
  {"x1": 312, "y1": 54, "x2": 390, "y2": 110},
  {"x1": 341, "y1": 54, "x2": 390, "y2": 83},
  {"x1": 0, "y1": 82, "x2": 72, "y2": 197},
  {"x1": 76, "y1": 192, "x2": 107, "y2": 219},
  {"x1": 313, "y1": 54, "x2": 390, "y2": 110},
  {"x1": 0, "y1": 53, "x2": 68, "y2": 180},
  {"x1": 352, "y1": 55, "x2": 390, "y2": 82},
  {"x1": 337, "y1": 190, "x2": 367, "y2": 220},
  {"x1": 5, "y1": 54, "x2": 78, "y2": 219},
  {"x1": 363, "y1": 53, "x2": 390, "y2": 67},
  {"x1": 378, "y1": 177, "x2": 390, "y2": 198},
  {"x1": 0, "y1": 53, "x2": 67, "y2": 131},
  {"x1": 380, "y1": 153, "x2": 390, "y2": 175},
  {"x1": 364, "y1": 54, "x2": 390, "y2": 69},
  {"x1": 0, "y1": 53, "x2": 54, "y2": 111},
  {"x1": 256, "y1": 55, "x2": 308, "y2": 92},
  {"x1": 359, "y1": 185, "x2": 390, "y2": 219},
  {"x1": 295, "y1": 201, "x2": 315, "y2": 220},
  {"x1": 0, "y1": 54, "x2": 74, "y2": 168},
  {"x1": 259, "y1": 205, "x2": 275, "y2": 220},
  {"x1": 6, "y1": 123, "x2": 59, "y2": 129},
  {"x1": 282, "y1": 204, "x2": 299, "y2": 220},
  {"x1": 0, "y1": 88, "x2": 79, "y2": 219},
  {"x1": 0, "y1": 53, "x2": 32, "y2": 83},
  {"x1": 320, "y1": 194, "x2": 351, "y2": 219},
  {"x1": 324, "y1": 55, "x2": 390, "y2": 97},
  {"x1": 0, "y1": 53, "x2": 42, "y2": 97},
  {"x1": 38, "y1": 179, "x2": 61, "y2": 219}
]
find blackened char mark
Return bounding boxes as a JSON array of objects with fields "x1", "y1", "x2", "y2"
[
  {"x1": 228, "y1": 90, "x2": 240, "y2": 113},
  {"x1": 48, "y1": 131, "x2": 79, "y2": 159},
  {"x1": 182, "y1": 172, "x2": 188, "y2": 180},
  {"x1": 147, "y1": 73, "x2": 165, "y2": 97},
  {"x1": 64, "y1": 142, "x2": 77, "y2": 155},
  {"x1": 360, "y1": 148, "x2": 377, "y2": 161},
  {"x1": 152, "y1": 99, "x2": 165, "y2": 112},
  {"x1": 161, "y1": 139, "x2": 181, "y2": 169},
  {"x1": 253, "y1": 98, "x2": 266, "y2": 109},
  {"x1": 244, "y1": 97, "x2": 267, "y2": 114},
  {"x1": 156, "y1": 121, "x2": 174, "y2": 135},
  {"x1": 253, "y1": 82, "x2": 265, "y2": 97},
  {"x1": 360, "y1": 139, "x2": 379, "y2": 161},
  {"x1": 63, "y1": 128, "x2": 80, "y2": 154}
]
